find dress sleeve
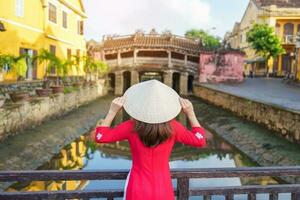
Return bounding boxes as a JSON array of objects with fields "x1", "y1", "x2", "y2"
[
  {"x1": 94, "y1": 120, "x2": 134, "y2": 143},
  {"x1": 172, "y1": 119, "x2": 206, "y2": 147}
]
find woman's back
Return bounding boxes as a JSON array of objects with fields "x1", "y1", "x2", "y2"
[
  {"x1": 92, "y1": 79, "x2": 206, "y2": 200},
  {"x1": 95, "y1": 119, "x2": 206, "y2": 200}
]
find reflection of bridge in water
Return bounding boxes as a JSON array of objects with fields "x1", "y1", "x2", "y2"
[
  {"x1": 6, "y1": 126, "x2": 278, "y2": 193},
  {"x1": 87, "y1": 30, "x2": 201, "y2": 95}
]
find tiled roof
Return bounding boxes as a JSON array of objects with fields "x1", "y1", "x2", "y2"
[
  {"x1": 254, "y1": 0, "x2": 300, "y2": 7},
  {"x1": 100, "y1": 33, "x2": 202, "y2": 53}
]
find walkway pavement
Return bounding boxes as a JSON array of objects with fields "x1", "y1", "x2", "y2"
[{"x1": 201, "y1": 78, "x2": 300, "y2": 112}]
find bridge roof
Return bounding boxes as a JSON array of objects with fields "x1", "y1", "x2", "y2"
[{"x1": 97, "y1": 33, "x2": 202, "y2": 55}]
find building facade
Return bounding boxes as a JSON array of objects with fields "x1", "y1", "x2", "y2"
[
  {"x1": 225, "y1": 0, "x2": 300, "y2": 81},
  {"x1": 0, "y1": 0, "x2": 87, "y2": 81},
  {"x1": 88, "y1": 30, "x2": 201, "y2": 95}
]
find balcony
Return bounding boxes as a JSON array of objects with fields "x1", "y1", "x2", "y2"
[{"x1": 282, "y1": 35, "x2": 295, "y2": 45}]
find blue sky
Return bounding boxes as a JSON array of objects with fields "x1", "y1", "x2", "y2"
[{"x1": 83, "y1": 0, "x2": 249, "y2": 41}]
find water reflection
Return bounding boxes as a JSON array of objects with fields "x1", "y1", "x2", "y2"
[{"x1": 6, "y1": 104, "x2": 281, "y2": 199}]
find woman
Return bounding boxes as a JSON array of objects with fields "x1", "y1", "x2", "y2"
[{"x1": 91, "y1": 80, "x2": 206, "y2": 200}]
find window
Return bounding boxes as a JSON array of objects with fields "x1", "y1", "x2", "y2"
[
  {"x1": 49, "y1": 45, "x2": 56, "y2": 74},
  {"x1": 67, "y1": 49, "x2": 72, "y2": 60},
  {"x1": 284, "y1": 23, "x2": 294, "y2": 43},
  {"x1": 76, "y1": 49, "x2": 80, "y2": 64},
  {"x1": 275, "y1": 23, "x2": 280, "y2": 36},
  {"x1": 77, "y1": 20, "x2": 84, "y2": 35},
  {"x1": 284, "y1": 23, "x2": 294, "y2": 36},
  {"x1": 48, "y1": 3, "x2": 57, "y2": 23},
  {"x1": 16, "y1": 0, "x2": 24, "y2": 17},
  {"x1": 50, "y1": 45, "x2": 56, "y2": 55},
  {"x1": 62, "y1": 11, "x2": 67, "y2": 28}
]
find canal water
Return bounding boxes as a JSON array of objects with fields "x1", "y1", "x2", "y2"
[{"x1": 5, "y1": 96, "x2": 290, "y2": 200}]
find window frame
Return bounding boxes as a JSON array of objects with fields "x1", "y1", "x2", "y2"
[
  {"x1": 15, "y1": 0, "x2": 24, "y2": 17},
  {"x1": 62, "y1": 10, "x2": 68, "y2": 29},
  {"x1": 77, "y1": 19, "x2": 84, "y2": 35},
  {"x1": 48, "y1": 2, "x2": 57, "y2": 24}
]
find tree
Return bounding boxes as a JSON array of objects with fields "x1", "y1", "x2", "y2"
[
  {"x1": 185, "y1": 29, "x2": 221, "y2": 49},
  {"x1": 246, "y1": 24, "x2": 285, "y2": 63}
]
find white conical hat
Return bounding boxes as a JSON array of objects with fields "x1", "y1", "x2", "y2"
[{"x1": 123, "y1": 79, "x2": 181, "y2": 124}]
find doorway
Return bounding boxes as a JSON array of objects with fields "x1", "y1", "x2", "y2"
[
  {"x1": 172, "y1": 72, "x2": 180, "y2": 93},
  {"x1": 19, "y1": 48, "x2": 37, "y2": 80},
  {"x1": 123, "y1": 71, "x2": 131, "y2": 93}
]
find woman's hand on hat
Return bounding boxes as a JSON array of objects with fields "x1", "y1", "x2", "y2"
[
  {"x1": 180, "y1": 98, "x2": 201, "y2": 127},
  {"x1": 179, "y1": 98, "x2": 195, "y2": 117},
  {"x1": 109, "y1": 96, "x2": 126, "y2": 115}
]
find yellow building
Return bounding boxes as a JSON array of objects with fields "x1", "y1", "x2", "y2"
[
  {"x1": 0, "y1": 0, "x2": 87, "y2": 81},
  {"x1": 225, "y1": 0, "x2": 300, "y2": 81}
]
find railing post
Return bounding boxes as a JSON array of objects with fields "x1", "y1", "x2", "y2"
[
  {"x1": 292, "y1": 193, "x2": 300, "y2": 200},
  {"x1": 225, "y1": 194, "x2": 234, "y2": 200},
  {"x1": 248, "y1": 193, "x2": 256, "y2": 200},
  {"x1": 177, "y1": 177, "x2": 189, "y2": 200},
  {"x1": 270, "y1": 192, "x2": 278, "y2": 200},
  {"x1": 204, "y1": 195, "x2": 212, "y2": 200}
]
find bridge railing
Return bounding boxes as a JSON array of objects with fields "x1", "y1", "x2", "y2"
[{"x1": 1, "y1": 166, "x2": 300, "y2": 200}]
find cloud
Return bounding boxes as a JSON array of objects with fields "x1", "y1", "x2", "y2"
[{"x1": 83, "y1": 0, "x2": 211, "y2": 40}]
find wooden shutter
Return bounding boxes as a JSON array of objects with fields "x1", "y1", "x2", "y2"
[
  {"x1": 48, "y1": 3, "x2": 57, "y2": 23},
  {"x1": 49, "y1": 45, "x2": 56, "y2": 74},
  {"x1": 32, "y1": 50, "x2": 37, "y2": 79},
  {"x1": 62, "y1": 11, "x2": 67, "y2": 28}
]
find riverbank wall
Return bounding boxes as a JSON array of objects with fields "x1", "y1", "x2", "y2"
[
  {"x1": 0, "y1": 80, "x2": 107, "y2": 141},
  {"x1": 194, "y1": 83, "x2": 300, "y2": 146}
]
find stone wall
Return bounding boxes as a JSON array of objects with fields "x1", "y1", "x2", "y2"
[
  {"x1": 194, "y1": 84, "x2": 300, "y2": 145},
  {"x1": 0, "y1": 80, "x2": 107, "y2": 141},
  {"x1": 0, "y1": 80, "x2": 44, "y2": 97}
]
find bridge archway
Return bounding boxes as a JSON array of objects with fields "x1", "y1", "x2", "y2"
[
  {"x1": 188, "y1": 75, "x2": 194, "y2": 93},
  {"x1": 108, "y1": 73, "x2": 115, "y2": 93},
  {"x1": 172, "y1": 72, "x2": 180, "y2": 93},
  {"x1": 123, "y1": 71, "x2": 131, "y2": 93},
  {"x1": 140, "y1": 71, "x2": 163, "y2": 82}
]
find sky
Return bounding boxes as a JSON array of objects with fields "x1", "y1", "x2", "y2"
[{"x1": 82, "y1": 0, "x2": 249, "y2": 41}]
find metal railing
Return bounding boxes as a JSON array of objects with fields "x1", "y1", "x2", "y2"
[
  {"x1": 282, "y1": 35, "x2": 295, "y2": 44},
  {"x1": 0, "y1": 166, "x2": 300, "y2": 200}
]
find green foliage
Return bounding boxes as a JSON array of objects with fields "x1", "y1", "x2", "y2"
[
  {"x1": 63, "y1": 86, "x2": 79, "y2": 94},
  {"x1": 37, "y1": 49, "x2": 71, "y2": 77},
  {"x1": 57, "y1": 59, "x2": 72, "y2": 77},
  {"x1": 14, "y1": 57, "x2": 27, "y2": 78},
  {"x1": 246, "y1": 24, "x2": 285, "y2": 60},
  {"x1": 82, "y1": 56, "x2": 108, "y2": 74},
  {"x1": 185, "y1": 29, "x2": 221, "y2": 49},
  {"x1": 0, "y1": 53, "x2": 28, "y2": 78},
  {"x1": 0, "y1": 54, "x2": 16, "y2": 71}
]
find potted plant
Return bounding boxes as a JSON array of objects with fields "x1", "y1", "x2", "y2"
[
  {"x1": 82, "y1": 56, "x2": 108, "y2": 86},
  {"x1": 50, "y1": 58, "x2": 72, "y2": 94},
  {"x1": 82, "y1": 56, "x2": 93, "y2": 87},
  {"x1": 35, "y1": 49, "x2": 55, "y2": 97},
  {"x1": 36, "y1": 49, "x2": 72, "y2": 95},
  {"x1": 71, "y1": 55, "x2": 83, "y2": 88}
]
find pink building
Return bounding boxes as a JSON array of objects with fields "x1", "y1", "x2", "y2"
[{"x1": 199, "y1": 50, "x2": 245, "y2": 83}]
